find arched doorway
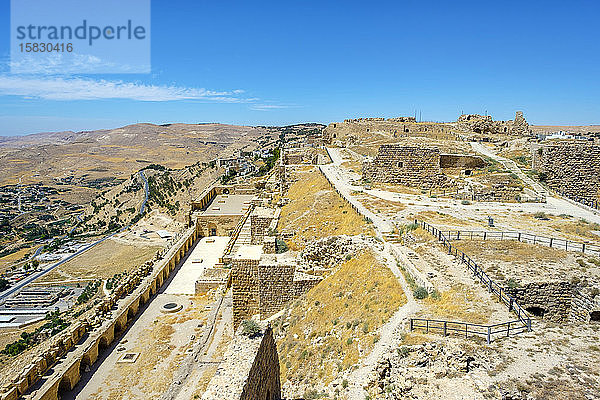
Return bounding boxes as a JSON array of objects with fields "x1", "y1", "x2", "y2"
[{"x1": 526, "y1": 306, "x2": 546, "y2": 317}]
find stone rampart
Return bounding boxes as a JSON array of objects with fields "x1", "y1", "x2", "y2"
[
  {"x1": 201, "y1": 325, "x2": 281, "y2": 400},
  {"x1": 531, "y1": 141, "x2": 600, "y2": 203}
]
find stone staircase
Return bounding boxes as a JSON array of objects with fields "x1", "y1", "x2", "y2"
[{"x1": 231, "y1": 218, "x2": 252, "y2": 255}]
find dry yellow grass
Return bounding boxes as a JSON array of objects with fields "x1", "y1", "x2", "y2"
[
  {"x1": 357, "y1": 193, "x2": 406, "y2": 214},
  {"x1": 457, "y1": 239, "x2": 571, "y2": 264},
  {"x1": 423, "y1": 288, "x2": 489, "y2": 324},
  {"x1": 275, "y1": 251, "x2": 406, "y2": 386},
  {"x1": 278, "y1": 167, "x2": 372, "y2": 250},
  {"x1": 0, "y1": 245, "x2": 40, "y2": 273},
  {"x1": 38, "y1": 239, "x2": 160, "y2": 281},
  {"x1": 416, "y1": 210, "x2": 483, "y2": 228},
  {"x1": 340, "y1": 160, "x2": 362, "y2": 174}
]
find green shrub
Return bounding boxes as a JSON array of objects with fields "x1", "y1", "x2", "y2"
[
  {"x1": 506, "y1": 278, "x2": 519, "y2": 289},
  {"x1": 413, "y1": 286, "x2": 429, "y2": 299},
  {"x1": 240, "y1": 319, "x2": 261, "y2": 338}
]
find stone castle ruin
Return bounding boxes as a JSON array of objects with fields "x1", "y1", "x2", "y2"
[
  {"x1": 457, "y1": 111, "x2": 531, "y2": 135},
  {"x1": 324, "y1": 111, "x2": 531, "y2": 145},
  {"x1": 362, "y1": 145, "x2": 487, "y2": 189},
  {"x1": 532, "y1": 141, "x2": 600, "y2": 204}
]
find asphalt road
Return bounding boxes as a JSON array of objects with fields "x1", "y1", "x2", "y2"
[{"x1": 1, "y1": 172, "x2": 151, "y2": 302}]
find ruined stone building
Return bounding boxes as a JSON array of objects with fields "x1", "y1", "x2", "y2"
[
  {"x1": 362, "y1": 145, "x2": 487, "y2": 188},
  {"x1": 231, "y1": 248, "x2": 321, "y2": 329},
  {"x1": 324, "y1": 117, "x2": 454, "y2": 144},
  {"x1": 531, "y1": 141, "x2": 600, "y2": 204},
  {"x1": 457, "y1": 111, "x2": 531, "y2": 135},
  {"x1": 362, "y1": 145, "x2": 449, "y2": 188}
]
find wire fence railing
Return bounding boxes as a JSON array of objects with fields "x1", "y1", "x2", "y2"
[
  {"x1": 414, "y1": 220, "x2": 532, "y2": 337},
  {"x1": 443, "y1": 230, "x2": 600, "y2": 257},
  {"x1": 410, "y1": 318, "x2": 529, "y2": 343}
]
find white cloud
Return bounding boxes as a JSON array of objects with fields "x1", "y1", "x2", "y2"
[
  {"x1": 0, "y1": 75, "x2": 253, "y2": 102},
  {"x1": 249, "y1": 104, "x2": 297, "y2": 111}
]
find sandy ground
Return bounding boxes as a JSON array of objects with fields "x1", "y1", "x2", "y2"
[
  {"x1": 66, "y1": 238, "x2": 232, "y2": 400},
  {"x1": 164, "y1": 236, "x2": 229, "y2": 296},
  {"x1": 37, "y1": 239, "x2": 161, "y2": 282}
]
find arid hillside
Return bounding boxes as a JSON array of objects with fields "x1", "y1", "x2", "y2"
[{"x1": 0, "y1": 123, "x2": 274, "y2": 186}]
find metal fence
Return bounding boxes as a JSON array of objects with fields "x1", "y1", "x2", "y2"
[
  {"x1": 415, "y1": 220, "x2": 532, "y2": 334},
  {"x1": 410, "y1": 318, "x2": 529, "y2": 344},
  {"x1": 443, "y1": 230, "x2": 600, "y2": 257}
]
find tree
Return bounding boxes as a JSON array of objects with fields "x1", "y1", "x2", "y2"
[{"x1": 0, "y1": 277, "x2": 8, "y2": 291}]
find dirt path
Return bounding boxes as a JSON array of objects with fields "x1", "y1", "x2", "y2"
[
  {"x1": 471, "y1": 141, "x2": 600, "y2": 224},
  {"x1": 342, "y1": 243, "x2": 420, "y2": 399},
  {"x1": 323, "y1": 149, "x2": 422, "y2": 398}
]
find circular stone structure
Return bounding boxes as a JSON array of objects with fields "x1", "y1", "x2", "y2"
[{"x1": 160, "y1": 302, "x2": 183, "y2": 313}]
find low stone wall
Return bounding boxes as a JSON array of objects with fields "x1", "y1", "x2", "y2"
[
  {"x1": 202, "y1": 325, "x2": 281, "y2": 400},
  {"x1": 439, "y1": 154, "x2": 487, "y2": 169}
]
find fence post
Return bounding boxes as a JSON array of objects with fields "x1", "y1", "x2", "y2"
[
  {"x1": 457, "y1": 231, "x2": 460, "y2": 240},
  {"x1": 583, "y1": 243, "x2": 586, "y2": 254},
  {"x1": 549, "y1": 238, "x2": 553, "y2": 248},
  {"x1": 426, "y1": 319, "x2": 429, "y2": 333},
  {"x1": 484, "y1": 231, "x2": 487, "y2": 240},
  {"x1": 410, "y1": 319, "x2": 413, "y2": 331},
  {"x1": 507, "y1": 321, "x2": 510, "y2": 337},
  {"x1": 518, "y1": 232, "x2": 521, "y2": 242},
  {"x1": 465, "y1": 324, "x2": 468, "y2": 338},
  {"x1": 487, "y1": 326, "x2": 491, "y2": 344},
  {"x1": 488, "y1": 280, "x2": 492, "y2": 293},
  {"x1": 444, "y1": 321, "x2": 447, "y2": 336},
  {"x1": 527, "y1": 318, "x2": 531, "y2": 332},
  {"x1": 509, "y1": 297, "x2": 513, "y2": 312}
]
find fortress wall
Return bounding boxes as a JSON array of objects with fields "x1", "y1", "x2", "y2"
[
  {"x1": 291, "y1": 277, "x2": 321, "y2": 298},
  {"x1": 532, "y1": 142, "x2": 600, "y2": 202},
  {"x1": 0, "y1": 227, "x2": 199, "y2": 400},
  {"x1": 202, "y1": 325, "x2": 281, "y2": 400},
  {"x1": 362, "y1": 145, "x2": 451, "y2": 188},
  {"x1": 439, "y1": 154, "x2": 487, "y2": 169},
  {"x1": 258, "y1": 262, "x2": 295, "y2": 317},
  {"x1": 232, "y1": 258, "x2": 261, "y2": 329},
  {"x1": 324, "y1": 120, "x2": 455, "y2": 144}
]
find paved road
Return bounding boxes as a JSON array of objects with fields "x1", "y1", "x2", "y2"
[
  {"x1": 1, "y1": 170, "x2": 153, "y2": 301},
  {"x1": 139, "y1": 170, "x2": 149, "y2": 215},
  {"x1": 0, "y1": 231, "x2": 120, "y2": 302}
]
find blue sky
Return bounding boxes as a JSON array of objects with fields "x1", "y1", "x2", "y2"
[{"x1": 0, "y1": 0, "x2": 599, "y2": 135}]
